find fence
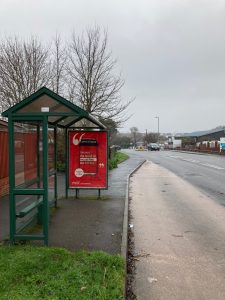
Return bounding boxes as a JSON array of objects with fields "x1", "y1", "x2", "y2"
[
  {"x1": 0, "y1": 129, "x2": 40, "y2": 197},
  {"x1": 181, "y1": 141, "x2": 222, "y2": 154},
  {"x1": 0, "y1": 130, "x2": 9, "y2": 197}
]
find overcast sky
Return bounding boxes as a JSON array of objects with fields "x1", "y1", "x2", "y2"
[{"x1": 1, "y1": 0, "x2": 225, "y2": 133}]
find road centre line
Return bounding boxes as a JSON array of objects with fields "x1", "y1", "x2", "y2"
[
  {"x1": 168, "y1": 155, "x2": 225, "y2": 170},
  {"x1": 182, "y1": 158, "x2": 199, "y2": 163}
]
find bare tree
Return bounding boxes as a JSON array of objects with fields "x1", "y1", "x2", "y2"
[
  {"x1": 144, "y1": 132, "x2": 158, "y2": 144},
  {"x1": 67, "y1": 27, "x2": 132, "y2": 125},
  {"x1": 51, "y1": 34, "x2": 67, "y2": 95},
  {"x1": 130, "y1": 127, "x2": 139, "y2": 148},
  {"x1": 0, "y1": 36, "x2": 51, "y2": 111},
  {"x1": 113, "y1": 134, "x2": 132, "y2": 149}
]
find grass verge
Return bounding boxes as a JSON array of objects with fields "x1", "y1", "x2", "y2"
[
  {"x1": 0, "y1": 246, "x2": 124, "y2": 300},
  {"x1": 109, "y1": 151, "x2": 129, "y2": 170}
]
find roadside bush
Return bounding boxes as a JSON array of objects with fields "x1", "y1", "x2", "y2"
[
  {"x1": 108, "y1": 151, "x2": 129, "y2": 170},
  {"x1": 109, "y1": 157, "x2": 118, "y2": 170}
]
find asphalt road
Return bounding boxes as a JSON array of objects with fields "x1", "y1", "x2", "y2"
[
  {"x1": 127, "y1": 154, "x2": 225, "y2": 299},
  {"x1": 124, "y1": 149, "x2": 225, "y2": 206}
]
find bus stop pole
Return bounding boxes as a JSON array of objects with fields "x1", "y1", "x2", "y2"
[
  {"x1": 65, "y1": 128, "x2": 68, "y2": 199},
  {"x1": 54, "y1": 126, "x2": 58, "y2": 207},
  {"x1": 43, "y1": 116, "x2": 49, "y2": 246},
  {"x1": 8, "y1": 115, "x2": 16, "y2": 244}
]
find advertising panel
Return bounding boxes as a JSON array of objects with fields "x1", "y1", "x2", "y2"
[{"x1": 69, "y1": 131, "x2": 108, "y2": 189}]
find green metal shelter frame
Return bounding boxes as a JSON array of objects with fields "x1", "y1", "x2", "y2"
[{"x1": 2, "y1": 87, "x2": 106, "y2": 245}]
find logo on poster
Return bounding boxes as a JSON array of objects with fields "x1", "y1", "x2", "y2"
[
  {"x1": 73, "y1": 133, "x2": 86, "y2": 145},
  {"x1": 75, "y1": 168, "x2": 84, "y2": 177}
]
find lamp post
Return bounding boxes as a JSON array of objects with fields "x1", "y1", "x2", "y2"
[
  {"x1": 145, "y1": 129, "x2": 148, "y2": 148},
  {"x1": 155, "y1": 116, "x2": 159, "y2": 144}
]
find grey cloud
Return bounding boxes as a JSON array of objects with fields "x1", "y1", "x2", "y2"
[{"x1": 0, "y1": 0, "x2": 225, "y2": 133}]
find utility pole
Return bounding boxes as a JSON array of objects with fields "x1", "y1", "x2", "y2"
[
  {"x1": 145, "y1": 129, "x2": 148, "y2": 148},
  {"x1": 155, "y1": 116, "x2": 159, "y2": 144}
]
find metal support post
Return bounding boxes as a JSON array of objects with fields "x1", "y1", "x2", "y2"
[
  {"x1": 54, "y1": 126, "x2": 58, "y2": 207},
  {"x1": 65, "y1": 128, "x2": 68, "y2": 199},
  {"x1": 8, "y1": 116, "x2": 16, "y2": 244},
  {"x1": 43, "y1": 116, "x2": 49, "y2": 246}
]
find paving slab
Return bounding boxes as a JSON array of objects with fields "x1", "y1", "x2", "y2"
[
  {"x1": 0, "y1": 152, "x2": 144, "y2": 254},
  {"x1": 49, "y1": 153, "x2": 144, "y2": 253}
]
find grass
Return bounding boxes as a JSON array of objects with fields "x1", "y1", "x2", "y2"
[
  {"x1": 0, "y1": 246, "x2": 124, "y2": 300},
  {"x1": 115, "y1": 152, "x2": 129, "y2": 164},
  {"x1": 109, "y1": 151, "x2": 129, "y2": 170}
]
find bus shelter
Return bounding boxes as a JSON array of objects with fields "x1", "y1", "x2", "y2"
[{"x1": 2, "y1": 87, "x2": 106, "y2": 245}]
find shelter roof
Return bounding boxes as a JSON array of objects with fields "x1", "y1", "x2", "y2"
[{"x1": 2, "y1": 87, "x2": 106, "y2": 129}]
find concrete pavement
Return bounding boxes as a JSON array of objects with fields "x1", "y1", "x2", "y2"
[
  {"x1": 130, "y1": 160, "x2": 225, "y2": 300},
  {"x1": 48, "y1": 155, "x2": 144, "y2": 253},
  {"x1": 0, "y1": 153, "x2": 145, "y2": 255}
]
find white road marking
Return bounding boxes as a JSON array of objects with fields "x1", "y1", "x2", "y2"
[
  {"x1": 182, "y1": 158, "x2": 199, "y2": 163},
  {"x1": 200, "y1": 163, "x2": 225, "y2": 170},
  {"x1": 168, "y1": 155, "x2": 182, "y2": 159},
  {"x1": 167, "y1": 155, "x2": 225, "y2": 170}
]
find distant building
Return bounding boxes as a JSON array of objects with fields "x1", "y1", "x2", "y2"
[
  {"x1": 167, "y1": 136, "x2": 182, "y2": 149},
  {"x1": 176, "y1": 128, "x2": 225, "y2": 143},
  {"x1": 173, "y1": 128, "x2": 225, "y2": 152}
]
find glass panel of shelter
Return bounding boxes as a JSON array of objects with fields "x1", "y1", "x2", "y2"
[
  {"x1": 70, "y1": 118, "x2": 99, "y2": 128},
  {"x1": 11, "y1": 119, "x2": 47, "y2": 243},
  {"x1": 48, "y1": 124, "x2": 56, "y2": 205},
  {"x1": 17, "y1": 95, "x2": 74, "y2": 114},
  {"x1": 15, "y1": 195, "x2": 44, "y2": 236},
  {"x1": 14, "y1": 121, "x2": 43, "y2": 189},
  {"x1": 57, "y1": 116, "x2": 81, "y2": 127}
]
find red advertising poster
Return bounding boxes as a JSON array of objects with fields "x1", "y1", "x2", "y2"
[{"x1": 69, "y1": 131, "x2": 108, "y2": 189}]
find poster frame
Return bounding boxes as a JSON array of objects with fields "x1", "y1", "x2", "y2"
[{"x1": 68, "y1": 129, "x2": 108, "y2": 190}]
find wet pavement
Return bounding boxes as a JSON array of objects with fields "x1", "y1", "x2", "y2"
[
  {"x1": 129, "y1": 160, "x2": 225, "y2": 300},
  {"x1": 49, "y1": 153, "x2": 144, "y2": 253},
  {"x1": 0, "y1": 152, "x2": 144, "y2": 254}
]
